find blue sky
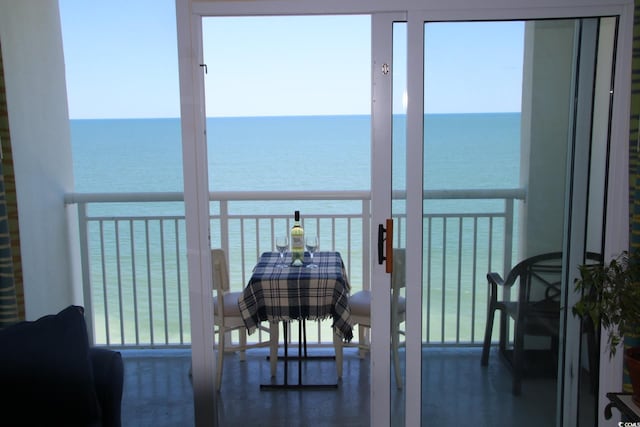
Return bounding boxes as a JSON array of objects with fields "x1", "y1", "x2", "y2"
[
  {"x1": 202, "y1": 15, "x2": 372, "y2": 118},
  {"x1": 59, "y1": 1, "x2": 524, "y2": 119},
  {"x1": 59, "y1": 0, "x2": 180, "y2": 119}
]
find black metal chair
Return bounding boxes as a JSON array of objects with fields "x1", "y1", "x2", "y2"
[{"x1": 480, "y1": 251, "x2": 600, "y2": 395}]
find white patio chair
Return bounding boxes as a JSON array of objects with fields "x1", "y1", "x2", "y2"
[
  {"x1": 212, "y1": 249, "x2": 278, "y2": 390},
  {"x1": 334, "y1": 248, "x2": 406, "y2": 389}
]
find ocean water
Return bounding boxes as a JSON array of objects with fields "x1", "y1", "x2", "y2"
[
  {"x1": 70, "y1": 113, "x2": 521, "y2": 344},
  {"x1": 71, "y1": 113, "x2": 520, "y2": 195}
]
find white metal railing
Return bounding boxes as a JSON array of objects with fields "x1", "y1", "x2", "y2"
[{"x1": 64, "y1": 188, "x2": 525, "y2": 348}]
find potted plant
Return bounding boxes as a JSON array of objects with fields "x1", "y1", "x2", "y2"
[{"x1": 573, "y1": 250, "x2": 640, "y2": 404}]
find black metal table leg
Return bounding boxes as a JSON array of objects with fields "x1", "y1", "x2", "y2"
[{"x1": 260, "y1": 320, "x2": 338, "y2": 390}]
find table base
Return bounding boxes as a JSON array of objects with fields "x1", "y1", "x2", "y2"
[
  {"x1": 260, "y1": 320, "x2": 338, "y2": 390},
  {"x1": 260, "y1": 383, "x2": 338, "y2": 390}
]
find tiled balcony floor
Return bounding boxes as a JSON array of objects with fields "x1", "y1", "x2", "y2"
[{"x1": 119, "y1": 346, "x2": 598, "y2": 427}]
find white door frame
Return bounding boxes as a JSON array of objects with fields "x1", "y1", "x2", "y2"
[
  {"x1": 370, "y1": 12, "x2": 408, "y2": 427},
  {"x1": 176, "y1": 1, "x2": 632, "y2": 426},
  {"x1": 405, "y1": 12, "x2": 425, "y2": 427},
  {"x1": 176, "y1": 1, "x2": 216, "y2": 426}
]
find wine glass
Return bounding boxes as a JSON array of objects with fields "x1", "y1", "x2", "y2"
[
  {"x1": 305, "y1": 236, "x2": 318, "y2": 268},
  {"x1": 275, "y1": 235, "x2": 289, "y2": 267}
]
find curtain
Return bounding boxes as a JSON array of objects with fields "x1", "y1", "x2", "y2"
[
  {"x1": 631, "y1": 3, "x2": 640, "y2": 251},
  {"x1": 623, "y1": 0, "x2": 640, "y2": 393},
  {"x1": 0, "y1": 38, "x2": 22, "y2": 327}
]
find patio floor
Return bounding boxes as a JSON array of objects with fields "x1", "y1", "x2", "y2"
[{"x1": 119, "y1": 346, "x2": 598, "y2": 427}]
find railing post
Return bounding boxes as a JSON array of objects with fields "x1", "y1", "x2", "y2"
[
  {"x1": 77, "y1": 202, "x2": 95, "y2": 345},
  {"x1": 362, "y1": 199, "x2": 371, "y2": 290},
  {"x1": 219, "y1": 199, "x2": 230, "y2": 255},
  {"x1": 501, "y1": 198, "x2": 516, "y2": 320},
  {"x1": 503, "y1": 198, "x2": 515, "y2": 277},
  {"x1": 217, "y1": 199, "x2": 235, "y2": 346}
]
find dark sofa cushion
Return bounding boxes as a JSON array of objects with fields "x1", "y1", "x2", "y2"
[
  {"x1": 0, "y1": 305, "x2": 101, "y2": 426},
  {"x1": 91, "y1": 347, "x2": 124, "y2": 427}
]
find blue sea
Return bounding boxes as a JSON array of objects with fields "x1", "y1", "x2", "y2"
[
  {"x1": 70, "y1": 113, "x2": 520, "y2": 195},
  {"x1": 70, "y1": 113, "x2": 521, "y2": 344}
]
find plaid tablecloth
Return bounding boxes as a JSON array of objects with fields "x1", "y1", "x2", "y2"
[{"x1": 238, "y1": 251, "x2": 353, "y2": 342}]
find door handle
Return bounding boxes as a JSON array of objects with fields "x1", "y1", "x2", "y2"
[{"x1": 377, "y1": 219, "x2": 394, "y2": 273}]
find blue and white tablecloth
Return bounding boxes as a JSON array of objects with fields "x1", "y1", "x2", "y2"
[{"x1": 238, "y1": 251, "x2": 353, "y2": 342}]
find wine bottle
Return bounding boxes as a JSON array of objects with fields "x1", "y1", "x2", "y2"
[{"x1": 290, "y1": 210, "x2": 305, "y2": 266}]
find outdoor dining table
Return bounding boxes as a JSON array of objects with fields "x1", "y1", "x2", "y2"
[{"x1": 238, "y1": 251, "x2": 353, "y2": 390}]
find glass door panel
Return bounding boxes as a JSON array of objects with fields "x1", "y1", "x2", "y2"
[
  {"x1": 422, "y1": 24, "x2": 528, "y2": 424},
  {"x1": 202, "y1": 15, "x2": 373, "y2": 426},
  {"x1": 418, "y1": 17, "x2": 616, "y2": 426},
  {"x1": 202, "y1": 14, "x2": 371, "y2": 337},
  {"x1": 423, "y1": 21, "x2": 524, "y2": 352}
]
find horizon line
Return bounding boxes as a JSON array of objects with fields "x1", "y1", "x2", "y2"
[{"x1": 68, "y1": 111, "x2": 522, "y2": 120}]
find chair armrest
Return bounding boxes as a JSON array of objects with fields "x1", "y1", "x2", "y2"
[
  {"x1": 90, "y1": 348, "x2": 124, "y2": 427},
  {"x1": 487, "y1": 272, "x2": 505, "y2": 287},
  {"x1": 486, "y1": 272, "x2": 506, "y2": 306}
]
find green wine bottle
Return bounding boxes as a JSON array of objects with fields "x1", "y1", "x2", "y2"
[{"x1": 290, "y1": 210, "x2": 304, "y2": 266}]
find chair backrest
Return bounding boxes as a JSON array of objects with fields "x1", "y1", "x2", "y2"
[
  {"x1": 392, "y1": 248, "x2": 406, "y2": 315},
  {"x1": 392, "y1": 248, "x2": 406, "y2": 292},
  {"x1": 514, "y1": 252, "x2": 563, "y2": 307},
  {"x1": 506, "y1": 251, "x2": 601, "y2": 309},
  {"x1": 211, "y1": 249, "x2": 231, "y2": 318},
  {"x1": 211, "y1": 249, "x2": 230, "y2": 293}
]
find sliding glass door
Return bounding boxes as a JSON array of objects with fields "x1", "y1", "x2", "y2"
[
  {"x1": 409, "y1": 15, "x2": 617, "y2": 426},
  {"x1": 177, "y1": 3, "x2": 632, "y2": 426}
]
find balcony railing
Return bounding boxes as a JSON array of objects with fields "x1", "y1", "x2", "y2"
[{"x1": 64, "y1": 188, "x2": 525, "y2": 349}]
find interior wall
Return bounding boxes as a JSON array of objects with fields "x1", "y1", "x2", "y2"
[
  {"x1": 0, "y1": 0, "x2": 78, "y2": 319},
  {"x1": 519, "y1": 20, "x2": 576, "y2": 258}
]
